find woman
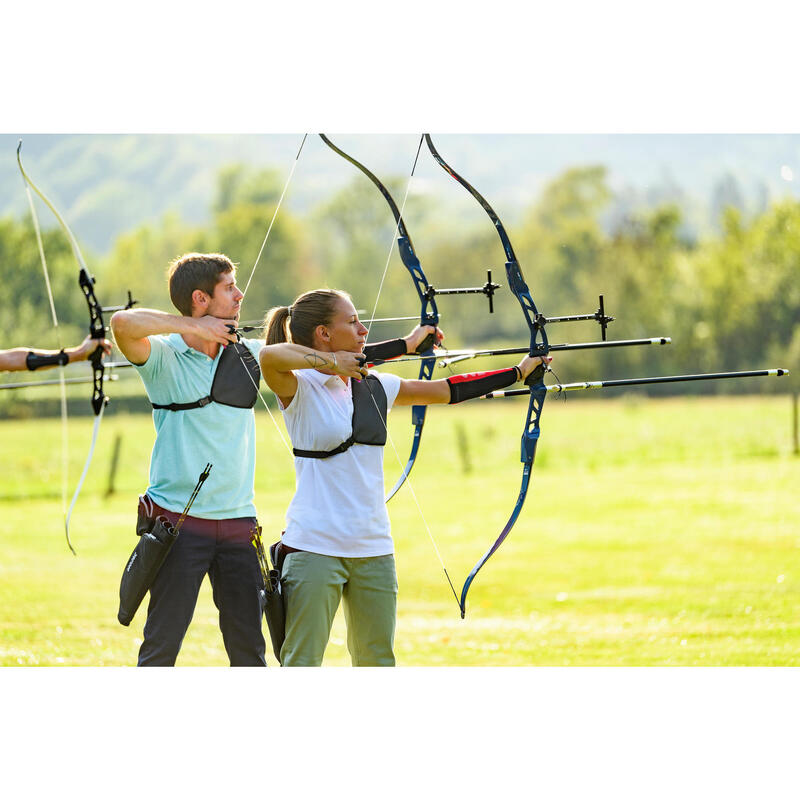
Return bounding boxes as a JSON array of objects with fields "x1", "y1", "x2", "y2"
[{"x1": 259, "y1": 289, "x2": 549, "y2": 666}]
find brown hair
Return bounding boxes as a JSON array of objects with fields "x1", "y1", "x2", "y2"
[
  {"x1": 265, "y1": 289, "x2": 350, "y2": 347},
  {"x1": 167, "y1": 253, "x2": 236, "y2": 316}
]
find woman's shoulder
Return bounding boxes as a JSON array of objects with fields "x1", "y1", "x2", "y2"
[{"x1": 370, "y1": 370, "x2": 402, "y2": 406}]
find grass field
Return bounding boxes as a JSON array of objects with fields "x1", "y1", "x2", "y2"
[{"x1": 0, "y1": 393, "x2": 797, "y2": 666}]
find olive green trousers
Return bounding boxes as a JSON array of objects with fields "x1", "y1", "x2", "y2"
[{"x1": 280, "y1": 551, "x2": 398, "y2": 667}]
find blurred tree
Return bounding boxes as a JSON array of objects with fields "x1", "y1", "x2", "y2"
[
  {"x1": 100, "y1": 165, "x2": 309, "y2": 323},
  {"x1": 7, "y1": 154, "x2": 792, "y2": 408},
  {"x1": 311, "y1": 178, "x2": 416, "y2": 313},
  {"x1": 213, "y1": 201, "x2": 313, "y2": 322},
  {"x1": 0, "y1": 216, "x2": 88, "y2": 348},
  {"x1": 213, "y1": 164, "x2": 283, "y2": 213},
  {"x1": 692, "y1": 200, "x2": 800, "y2": 377},
  {"x1": 102, "y1": 213, "x2": 203, "y2": 311},
  {"x1": 595, "y1": 204, "x2": 692, "y2": 379},
  {"x1": 711, "y1": 172, "x2": 746, "y2": 228}
]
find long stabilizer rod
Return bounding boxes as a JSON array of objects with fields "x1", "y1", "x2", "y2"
[
  {"x1": 440, "y1": 337, "x2": 671, "y2": 366},
  {"x1": 0, "y1": 374, "x2": 120, "y2": 390},
  {"x1": 378, "y1": 336, "x2": 671, "y2": 366},
  {"x1": 484, "y1": 368, "x2": 789, "y2": 398}
]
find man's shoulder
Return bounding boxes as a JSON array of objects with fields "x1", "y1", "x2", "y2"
[
  {"x1": 135, "y1": 334, "x2": 185, "y2": 380},
  {"x1": 239, "y1": 337, "x2": 264, "y2": 358},
  {"x1": 139, "y1": 333, "x2": 183, "y2": 355}
]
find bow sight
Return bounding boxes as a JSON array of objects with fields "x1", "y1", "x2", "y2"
[
  {"x1": 533, "y1": 294, "x2": 615, "y2": 340},
  {"x1": 418, "y1": 269, "x2": 501, "y2": 314}
]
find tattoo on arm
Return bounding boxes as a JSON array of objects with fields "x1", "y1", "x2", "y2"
[{"x1": 303, "y1": 352, "x2": 332, "y2": 369}]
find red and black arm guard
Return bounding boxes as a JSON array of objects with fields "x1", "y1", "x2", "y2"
[
  {"x1": 447, "y1": 367, "x2": 520, "y2": 404},
  {"x1": 363, "y1": 338, "x2": 407, "y2": 365}
]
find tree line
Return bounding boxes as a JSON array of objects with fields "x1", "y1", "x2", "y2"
[{"x1": 2, "y1": 161, "x2": 797, "y2": 411}]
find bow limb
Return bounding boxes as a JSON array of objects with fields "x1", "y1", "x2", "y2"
[
  {"x1": 319, "y1": 134, "x2": 438, "y2": 502},
  {"x1": 424, "y1": 134, "x2": 550, "y2": 617},
  {"x1": 459, "y1": 368, "x2": 546, "y2": 617},
  {"x1": 319, "y1": 135, "x2": 461, "y2": 608},
  {"x1": 18, "y1": 145, "x2": 70, "y2": 540},
  {"x1": 17, "y1": 141, "x2": 107, "y2": 555}
]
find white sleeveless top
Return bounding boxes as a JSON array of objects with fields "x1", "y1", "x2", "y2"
[{"x1": 278, "y1": 368, "x2": 402, "y2": 557}]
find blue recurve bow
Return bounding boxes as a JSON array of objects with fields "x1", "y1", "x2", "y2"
[
  {"x1": 424, "y1": 133, "x2": 549, "y2": 618},
  {"x1": 319, "y1": 134, "x2": 499, "y2": 502}
]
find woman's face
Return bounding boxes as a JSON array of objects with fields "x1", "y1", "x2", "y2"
[{"x1": 317, "y1": 296, "x2": 368, "y2": 352}]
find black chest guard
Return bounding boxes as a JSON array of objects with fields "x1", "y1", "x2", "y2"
[
  {"x1": 293, "y1": 374, "x2": 388, "y2": 459},
  {"x1": 151, "y1": 341, "x2": 261, "y2": 412}
]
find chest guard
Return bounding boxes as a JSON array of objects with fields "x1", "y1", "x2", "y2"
[
  {"x1": 151, "y1": 341, "x2": 261, "y2": 412},
  {"x1": 293, "y1": 374, "x2": 387, "y2": 459}
]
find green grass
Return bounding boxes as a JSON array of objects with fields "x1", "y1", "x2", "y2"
[{"x1": 0, "y1": 393, "x2": 797, "y2": 666}]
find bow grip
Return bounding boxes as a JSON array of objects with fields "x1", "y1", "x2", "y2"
[
  {"x1": 415, "y1": 332, "x2": 436, "y2": 354},
  {"x1": 524, "y1": 362, "x2": 546, "y2": 386}
]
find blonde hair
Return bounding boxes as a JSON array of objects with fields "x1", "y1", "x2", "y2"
[{"x1": 265, "y1": 289, "x2": 351, "y2": 347}]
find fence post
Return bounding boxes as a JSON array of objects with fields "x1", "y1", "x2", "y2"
[
  {"x1": 106, "y1": 433, "x2": 123, "y2": 497},
  {"x1": 455, "y1": 422, "x2": 471, "y2": 474}
]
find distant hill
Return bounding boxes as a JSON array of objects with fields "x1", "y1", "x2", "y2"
[{"x1": 3, "y1": 133, "x2": 800, "y2": 253}]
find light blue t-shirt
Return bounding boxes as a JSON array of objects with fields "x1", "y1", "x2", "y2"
[{"x1": 135, "y1": 334, "x2": 264, "y2": 519}]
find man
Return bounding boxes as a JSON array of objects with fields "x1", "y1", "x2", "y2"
[
  {"x1": 0, "y1": 335, "x2": 111, "y2": 372},
  {"x1": 111, "y1": 252, "x2": 438, "y2": 666},
  {"x1": 111, "y1": 252, "x2": 270, "y2": 666}
]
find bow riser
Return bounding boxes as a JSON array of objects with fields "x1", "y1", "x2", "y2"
[
  {"x1": 505, "y1": 260, "x2": 549, "y2": 354},
  {"x1": 397, "y1": 238, "x2": 438, "y2": 324},
  {"x1": 521, "y1": 383, "x2": 546, "y2": 462},
  {"x1": 425, "y1": 134, "x2": 553, "y2": 617},
  {"x1": 78, "y1": 268, "x2": 108, "y2": 416}
]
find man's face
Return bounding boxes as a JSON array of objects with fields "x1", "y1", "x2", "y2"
[
  {"x1": 322, "y1": 297, "x2": 368, "y2": 353},
  {"x1": 207, "y1": 271, "x2": 244, "y2": 320}
]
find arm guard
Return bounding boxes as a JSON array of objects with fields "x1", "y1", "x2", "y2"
[
  {"x1": 26, "y1": 350, "x2": 69, "y2": 371},
  {"x1": 363, "y1": 338, "x2": 407, "y2": 364},
  {"x1": 447, "y1": 367, "x2": 520, "y2": 404}
]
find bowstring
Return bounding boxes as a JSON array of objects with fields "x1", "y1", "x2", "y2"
[
  {"x1": 362, "y1": 135, "x2": 423, "y2": 346},
  {"x1": 234, "y1": 339, "x2": 292, "y2": 456},
  {"x1": 241, "y1": 135, "x2": 308, "y2": 299},
  {"x1": 17, "y1": 143, "x2": 108, "y2": 554},
  {"x1": 360, "y1": 135, "x2": 459, "y2": 607},
  {"x1": 22, "y1": 181, "x2": 69, "y2": 522},
  {"x1": 235, "y1": 134, "x2": 309, "y2": 457}
]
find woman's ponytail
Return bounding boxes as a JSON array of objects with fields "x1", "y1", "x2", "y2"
[{"x1": 264, "y1": 306, "x2": 291, "y2": 345}]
